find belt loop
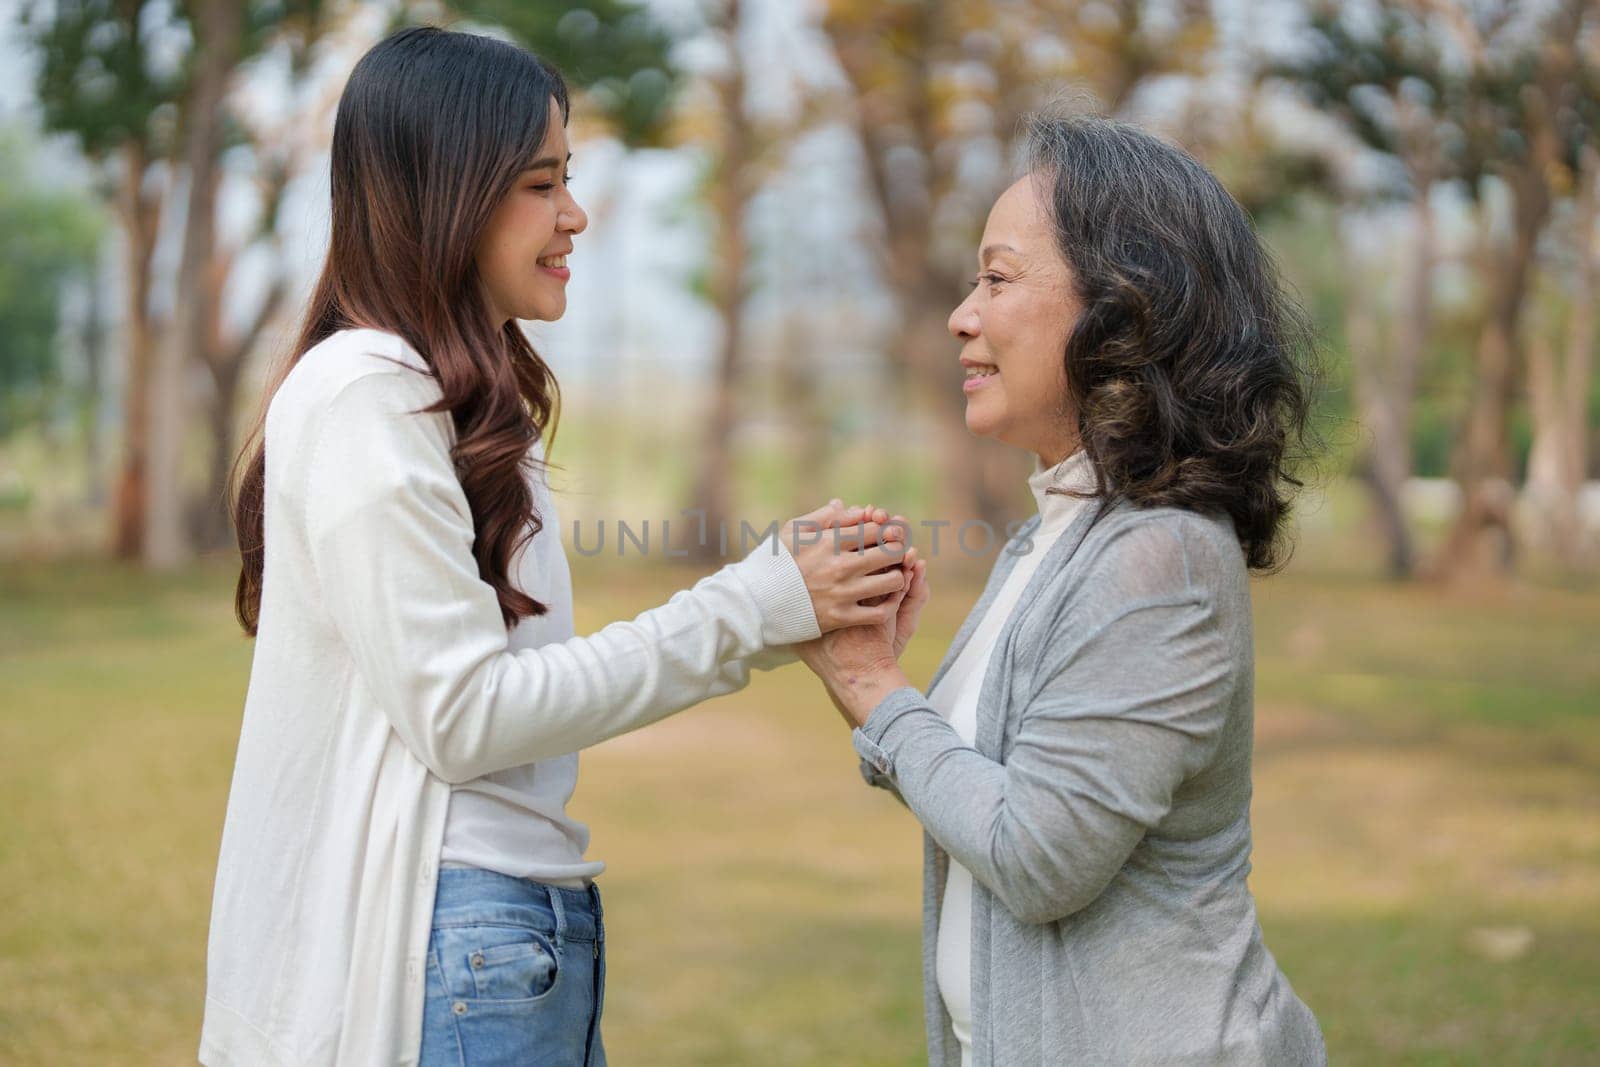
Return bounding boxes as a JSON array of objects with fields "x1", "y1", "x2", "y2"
[
  {"x1": 547, "y1": 882, "x2": 569, "y2": 947},
  {"x1": 589, "y1": 882, "x2": 603, "y2": 939}
]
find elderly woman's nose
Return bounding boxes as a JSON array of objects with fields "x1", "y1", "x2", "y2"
[{"x1": 948, "y1": 292, "x2": 980, "y2": 340}]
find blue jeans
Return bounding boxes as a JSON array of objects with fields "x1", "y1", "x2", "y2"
[{"x1": 418, "y1": 867, "x2": 606, "y2": 1066}]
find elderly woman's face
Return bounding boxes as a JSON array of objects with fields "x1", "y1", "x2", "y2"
[{"x1": 947, "y1": 173, "x2": 1080, "y2": 464}]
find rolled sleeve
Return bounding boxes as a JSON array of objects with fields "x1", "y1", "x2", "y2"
[{"x1": 851, "y1": 684, "x2": 930, "y2": 777}]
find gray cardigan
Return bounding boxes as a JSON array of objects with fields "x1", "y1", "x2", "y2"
[{"x1": 853, "y1": 500, "x2": 1326, "y2": 1066}]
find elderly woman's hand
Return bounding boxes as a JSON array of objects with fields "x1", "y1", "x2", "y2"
[{"x1": 795, "y1": 506, "x2": 930, "y2": 729}]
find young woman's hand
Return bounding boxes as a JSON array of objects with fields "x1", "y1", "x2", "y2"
[
  {"x1": 782, "y1": 499, "x2": 913, "y2": 634},
  {"x1": 793, "y1": 505, "x2": 930, "y2": 729}
]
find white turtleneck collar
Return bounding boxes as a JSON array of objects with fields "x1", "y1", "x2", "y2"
[{"x1": 1028, "y1": 448, "x2": 1097, "y2": 526}]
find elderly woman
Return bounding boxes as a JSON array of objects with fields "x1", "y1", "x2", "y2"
[{"x1": 798, "y1": 116, "x2": 1327, "y2": 1065}]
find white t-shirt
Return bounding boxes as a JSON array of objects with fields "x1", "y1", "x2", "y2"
[
  {"x1": 927, "y1": 448, "x2": 1098, "y2": 1065},
  {"x1": 436, "y1": 457, "x2": 601, "y2": 889}
]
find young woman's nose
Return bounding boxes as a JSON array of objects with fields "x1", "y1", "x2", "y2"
[{"x1": 559, "y1": 190, "x2": 588, "y2": 235}]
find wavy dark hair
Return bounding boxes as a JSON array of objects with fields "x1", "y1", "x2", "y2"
[
  {"x1": 1025, "y1": 114, "x2": 1317, "y2": 572},
  {"x1": 231, "y1": 26, "x2": 569, "y2": 635}
]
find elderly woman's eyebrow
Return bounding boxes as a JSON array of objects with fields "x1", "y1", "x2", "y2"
[{"x1": 980, "y1": 243, "x2": 1018, "y2": 264}]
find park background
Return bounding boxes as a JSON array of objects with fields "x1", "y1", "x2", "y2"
[{"x1": 2, "y1": 0, "x2": 1598, "y2": 1063}]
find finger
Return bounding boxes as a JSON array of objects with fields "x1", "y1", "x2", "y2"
[
  {"x1": 845, "y1": 538, "x2": 910, "y2": 569},
  {"x1": 909, "y1": 571, "x2": 929, "y2": 608},
  {"x1": 857, "y1": 502, "x2": 892, "y2": 526},
  {"x1": 838, "y1": 602, "x2": 898, "y2": 628},
  {"x1": 851, "y1": 569, "x2": 911, "y2": 602},
  {"x1": 834, "y1": 522, "x2": 910, "y2": 555},
  {"x1": 803, "y1": 499, "x2": 864, "y2": 531}
]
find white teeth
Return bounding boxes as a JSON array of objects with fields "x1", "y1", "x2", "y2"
[
  {"x1": 965, "y1": 366, "x2": 997, "y2": 379},
  {"x1": 538, "y1": 255, "x2": 567, "y2": 268}
]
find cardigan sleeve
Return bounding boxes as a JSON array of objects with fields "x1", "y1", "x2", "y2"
[
  {"x1": 858, "y1": 755, "x2": 909, "y2": 808},
  {"x1": 301, "y1": 370, "x2": 820, "y2": 784},
  {"x1": 850, "y1": 522, "x2": 1235, "y2": 924}
]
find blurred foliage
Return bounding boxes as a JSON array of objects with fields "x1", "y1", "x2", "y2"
[
  {"x1": 0, "y1": 130, "x2": 104, "y2": 439},
  {"x1": 21, "y1": 0, "x2": 330, "y2": 155},
  {"x1": 1275, "y1": 1, "x2": 1600, "y2": 196},
  {"x1": 19, "y1": 0, "x2": 186, "y2": 161},
  {"x1": 451, "y1": 0, "x2": 681, "y2": 147}
]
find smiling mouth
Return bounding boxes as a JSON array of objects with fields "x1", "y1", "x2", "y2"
[
  {"x1": 537, "y1": 254, "x2": 568, "y2": 269},
  {"x1": 964, "y1": 365, "x2": 998, "y2": 380}
]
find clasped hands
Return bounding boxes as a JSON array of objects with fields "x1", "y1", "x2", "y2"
[{"x1": 779, "y1": 500, "x2": 930, "y2": 731}]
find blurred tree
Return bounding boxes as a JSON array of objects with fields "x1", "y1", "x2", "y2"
[
  {"x1": 23, "y1": 0, "x2": 330, "y2": 564},
  {"x1": 1434, "y1": 0, "x2": 1599, "y2": 579},
  {"x1": 1525, "y1": 142, "x2": 1597, "y2": 565},
  {"x1": 1266, "y1": 0, "x2": 1600, "y2": 579},
  {"x1": 821, "y1": 0, "x2": 1214, "y2": 537},
  {"x1": 686, "y1": 0, "x2": 751, "y2": 562},
  {"x1": 452, "y1": 0, "x2": 680, "y2": 147},
  {"x1": 191, "y1": 1, "x2": 336, "y2": 551},
  {"x1": 1264, "y1": 3, "x2": 1456, "y2": 578},
  {"x1": 0, "y1": 130, "x2": 105, "y2": 439},
  {"x1": 22, "y1": 0, "x2": 184, "y2": 558},
  {"x1": 146, "y1": 0, "x2": 249, "y2": 567}
]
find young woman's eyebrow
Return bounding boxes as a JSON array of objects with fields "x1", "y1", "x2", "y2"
[{"x1": 522, "y1": 152, "x2": 573, "y2": 173}]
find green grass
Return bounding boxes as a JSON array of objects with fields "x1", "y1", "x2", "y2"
[{"x1": 2, "y1": 545, "x2": 1598, "y2": 1065}]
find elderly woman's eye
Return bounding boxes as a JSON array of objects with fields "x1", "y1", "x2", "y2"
[{"x1": 970, "y1": 272, "x2": 1006, "y2": 289}]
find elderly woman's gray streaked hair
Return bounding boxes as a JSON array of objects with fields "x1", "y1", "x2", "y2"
[{"x1": 1023, "y1": 112, "x2": 1318, "y2": 572}]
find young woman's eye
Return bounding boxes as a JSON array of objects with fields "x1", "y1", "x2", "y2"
[{"x1": 530, "y1": 173, "x2": 573, "y2": 193}]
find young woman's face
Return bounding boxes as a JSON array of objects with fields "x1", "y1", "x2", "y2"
[
  {"x1": 476, "y1": 100, "x2": 588, "y2": 325},
  {"x1": 947, "y1": 173, "x2": 1081, "y2": 466}
]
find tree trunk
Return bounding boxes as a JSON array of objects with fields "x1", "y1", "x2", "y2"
[
  {"x1": 1440, "y1": 171, "x2": 1547, "y2": 580},
  {"x1": 776, "y1": 310, "x2": 827, "y2": 508},
  {"x1": 690, "y1": 0, "x2": 748, "y2": 564},
  {"x1": 196, "y1": 354, "x2": 243, "y2": 551},
  {"x1": 1352, "y1": 187, "x2": 1434, "y2": 578},
  {"x1": 82, "y1": 270, "x2": 107, "y2": 508},
  {"x1": 1525, "y1": 143, "x2": 1597, "y2": 565},
  {"x1": 112, "y1": 141, "x2": 160, "y2": 560},
  {"x1": 1344, "y1": 234, "x2": 1411, "y2": 578},
  {"x1": 145, "y1": 0, "x2": 241, "y2": 569}
]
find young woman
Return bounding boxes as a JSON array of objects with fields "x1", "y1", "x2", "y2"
[
  {"x1": 797, "y1": 115, "x2": 1327, "y2": 1065},
  {"x1": 200, "y1": 27, "x2": 913, "y2": 1067}
]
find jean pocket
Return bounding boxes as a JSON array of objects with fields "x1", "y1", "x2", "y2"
[{"x1": 460, "y1": 927, "x2": 560, "y2": 1002}]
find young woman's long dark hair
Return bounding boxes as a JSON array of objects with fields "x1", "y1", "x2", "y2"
[
  {"x1": 232, "y1": 27, "x2": 569, "y2": 635},
  {"x1": 1025, "y1": 114, "x2": 1318, "y2": 573}
]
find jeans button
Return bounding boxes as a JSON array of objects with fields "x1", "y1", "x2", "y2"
[
  {"x1": 452, "y1": 1001, "x2": 468, "y2": 1016},
  {"x1": 471, "y1": 952, "x2": 484, "y2": 968}
]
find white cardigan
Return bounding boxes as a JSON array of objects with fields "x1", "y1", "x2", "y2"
[{"x1": 199, "y1": 328, "x2": 820, "y2": 1066}]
